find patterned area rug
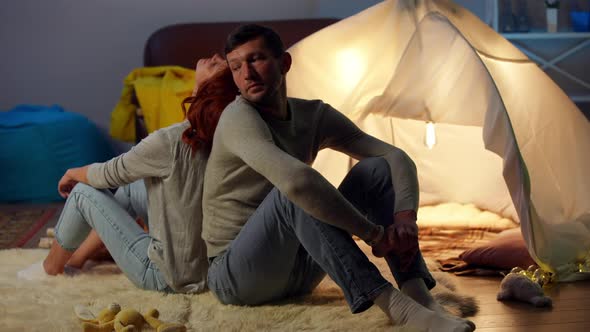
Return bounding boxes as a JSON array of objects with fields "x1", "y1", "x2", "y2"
[{"x1": 0, "y1": 208, "x2": 56, "y2": 249}]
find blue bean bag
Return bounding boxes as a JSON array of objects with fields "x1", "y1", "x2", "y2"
[{"x1": 0, "y1": 105, "x2": 115, "y2": 202}]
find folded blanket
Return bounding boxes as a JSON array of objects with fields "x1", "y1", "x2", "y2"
[{"x1": 110, "y1": 66, "x2": 194, "y2": 142}]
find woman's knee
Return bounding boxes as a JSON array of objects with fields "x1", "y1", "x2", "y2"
[
  {"x1": 68, "y1": 183, "x2": 111, "y2": 208},
  {"x1": 113, "y1": 183, "x2": 130, "y2": 200},
  {"x1": 70, "y1": 182, "x2": 94, "y2": 195},
  {"x1": 116, "y1": 180, "x2": 144, "y2": 201}
]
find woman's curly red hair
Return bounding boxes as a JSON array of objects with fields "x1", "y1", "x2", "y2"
[{"x1": 182, "y1": 67, "x2": 238, "y2": 154}]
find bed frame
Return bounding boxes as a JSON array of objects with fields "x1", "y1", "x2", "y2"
[
  {"x1": 133, "y1": 18, "x2": 339, "y2": 141},
  {"x1": 143, "y1": 19, "x2": 339, "y2": 68}
]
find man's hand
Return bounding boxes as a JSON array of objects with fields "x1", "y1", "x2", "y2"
[
  {"x1": 391, "y1": 210, "x2": 418, "y2": 252},
  {"x1": 372, "y1": 210, "x2": 420, "y2": 271},
  {"x1": 391, "y1": 210, "x2": 419, "y2": 271}
]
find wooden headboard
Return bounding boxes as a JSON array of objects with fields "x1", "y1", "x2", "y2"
[
  {"x1": 133, "y1": 18, "x2": 339, "y2": 142},
  {"x1": 143, "y1": 18, "x2": 340, "y2": 68}
]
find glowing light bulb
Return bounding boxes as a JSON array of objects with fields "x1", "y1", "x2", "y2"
[
  {"x1": 335, "y1": 48, "x2": 365, "y2": 91},
  {"x1": 424, "y1": 121, "x2": 436, "y2": 149}
]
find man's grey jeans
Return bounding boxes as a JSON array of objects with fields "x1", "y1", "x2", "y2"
[{"x1": 207, "y1": 157, "x2": 435, "y2": 313}]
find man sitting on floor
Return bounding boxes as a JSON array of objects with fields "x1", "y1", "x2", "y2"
[{"x1": 202, "y1": 23, "x2": 475, "y2": 332}]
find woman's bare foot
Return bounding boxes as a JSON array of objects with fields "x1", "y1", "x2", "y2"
[
  {"x1": 42, "y1": 239, "x2": 73, "y2": 275},
  {"x1": 66, "y1": 229, "x2": 111, "y2": 269}
]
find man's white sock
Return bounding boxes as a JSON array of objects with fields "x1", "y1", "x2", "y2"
[
  {"x1": 373, "y1": 286, "x2": 473, "y2": 332},
  {"x1": 374, "y1": 285, "x2": 433, "y2": 326}
]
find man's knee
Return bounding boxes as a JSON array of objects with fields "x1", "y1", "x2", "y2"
[
  {"x1": 351, "y1": 157, "x2": 391, "y2": 178},
  {"x1": 340, "y1": 157, "x2": 392, "y2": 195}
]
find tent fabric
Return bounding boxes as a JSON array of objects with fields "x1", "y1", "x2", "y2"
[
  {"x1": 0, "y1": 105, "x2": 115, "y2": 202},
  {"x1": 286, "y1": 0, "x2": 590, "y2": 281}
]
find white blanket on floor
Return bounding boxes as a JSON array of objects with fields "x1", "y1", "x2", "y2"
[
  {"x1": 1, "y1": 244, "x2": 477, "y2": 331},
  {"x1": 418, "y1": 203, "x2": 517, "y2": 229}
]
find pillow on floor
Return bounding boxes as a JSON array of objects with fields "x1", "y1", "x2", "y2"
[
  {"x1": 0, "y1": 105, "x2": 115, "y2": 202},
  {"x1": 459, "y1": 228, "x2": 535, "y2": 269}
]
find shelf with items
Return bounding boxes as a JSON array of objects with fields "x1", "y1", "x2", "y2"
[
  {"x1": 492, "y1": 0, "x2": 590, "y2": 34},
  {"x1": 505, "y1": 33, "x2": 590, "y2": 103},
  {"x1": 502, "y1": 31, "x2": 590, "y2": 39},
  {"x1": 490, "y1": 0, "x2": 590, "y2": 104}
]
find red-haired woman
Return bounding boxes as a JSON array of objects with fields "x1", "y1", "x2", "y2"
[{"x1": 22, "y1": 55, "x2": 237, "y2": 293}]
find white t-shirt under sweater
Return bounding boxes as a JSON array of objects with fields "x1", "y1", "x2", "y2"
[
  {"x1": 202, "y1": 96, "x2": 419, "y2": 258},
  {"x1": 87, "y1": 121, "x2": 209, "y2": 294}
]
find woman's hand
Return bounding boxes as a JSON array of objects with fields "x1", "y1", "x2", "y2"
[
  {"x1": 192, "y1": 53, "x2": 228, "y2": 96},
  {"x1": 58, "y1": 170, "x2": 78, "y2": 198},
  {"x1": 57, "y1": 166, "x2": 90, "y2": 198}
]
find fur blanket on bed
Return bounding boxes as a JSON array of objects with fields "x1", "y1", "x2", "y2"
[{"x1": 0, "y1": 243, "x2": 477, "y2": 331}]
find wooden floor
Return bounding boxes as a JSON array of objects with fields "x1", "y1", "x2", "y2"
[
  {"x1": 453, "y1": 274, "x2": 590, "y2": 331},
  {"x1": 2, "y1": 202, "x2": 590, "y2": 331}
]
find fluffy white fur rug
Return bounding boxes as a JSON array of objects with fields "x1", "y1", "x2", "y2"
[{"x1": 0, "y1": 243, "x2": 477, "y2": 331}]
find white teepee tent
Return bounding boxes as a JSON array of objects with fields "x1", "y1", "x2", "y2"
[{"x1": 287, "y1": 0, "x2": 590, "y2": 282}]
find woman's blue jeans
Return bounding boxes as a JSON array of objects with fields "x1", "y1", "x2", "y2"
[{"x1": 54, "y1": 180, "x2": 170, "y2": 292}]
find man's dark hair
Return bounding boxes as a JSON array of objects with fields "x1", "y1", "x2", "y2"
[{"x1": 224, "y1": 24, "x2": 285, "y2": 57}]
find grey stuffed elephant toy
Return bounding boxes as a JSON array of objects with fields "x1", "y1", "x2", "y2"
[{"x1": 497, "y1": 267, "x2": 552, "y2": 307}]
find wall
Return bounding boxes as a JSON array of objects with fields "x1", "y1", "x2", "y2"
[
  {"x1": 498, "y1": 0, "x2": 590, "y2": 118},
  {"x1": 0, "y1": 0, "x2": 315, "y2": 150},
  {"x1": 499, "y1": 0, "x2": 590, "y2": 31},
  {"x1": 1, "y1": 0, "x2": 587, "y2": 149},
  {"x1": 313, "y1": 0, "x2": 490, "y2": 24},
  {"x1": 1, "y1": 0, "x2": 487, "y2": 140}
]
